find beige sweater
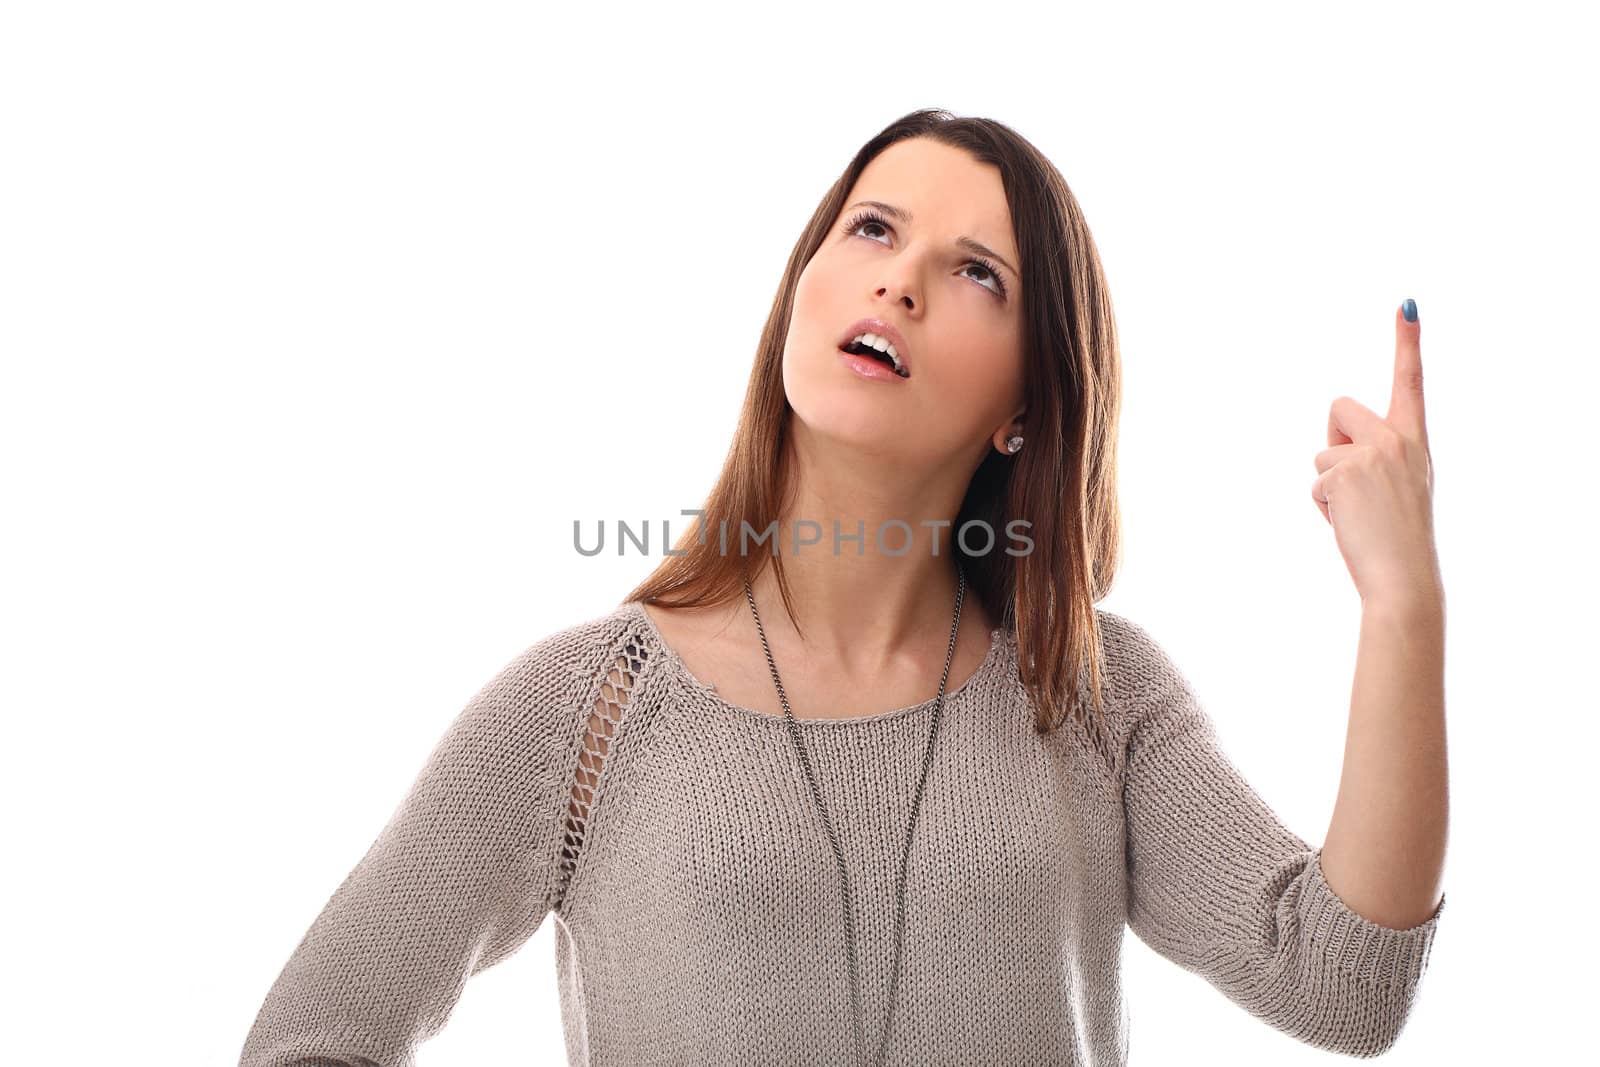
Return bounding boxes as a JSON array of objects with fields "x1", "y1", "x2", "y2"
[{"x1": 239, "y1": 600, "x2": 1445, "y2": 1065}]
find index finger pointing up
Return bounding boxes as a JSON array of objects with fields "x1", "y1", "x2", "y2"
[{"x1": 1387, "y1": 298, "x2": 1428, "y2": 443}]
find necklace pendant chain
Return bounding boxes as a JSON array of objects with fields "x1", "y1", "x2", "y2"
[{"x1": 742, "y1": 567, "x2": 966, "y2": 1067}]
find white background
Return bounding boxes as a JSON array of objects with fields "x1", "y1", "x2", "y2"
[{"x1": 3, "y1": 1, "x2": 1592, "y2": 1063}]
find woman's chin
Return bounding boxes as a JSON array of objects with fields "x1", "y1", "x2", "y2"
[{"x1": 789, "y1": 407, "x2": 914, "y2": 455}]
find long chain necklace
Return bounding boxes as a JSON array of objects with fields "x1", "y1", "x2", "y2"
[{"x1": 742, "y1": 567, "x2": 966, "y2": 1067}]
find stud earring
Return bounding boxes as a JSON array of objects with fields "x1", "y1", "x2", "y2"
[{"x1": 1005, "y1": 435, "x2": 1024, "y2": 454}]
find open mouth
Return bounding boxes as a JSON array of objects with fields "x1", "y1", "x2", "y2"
[{"x1": 839, "y1": 338, "x2": 909, "y2": 378}]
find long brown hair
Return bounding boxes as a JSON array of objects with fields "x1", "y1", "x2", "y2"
[{"x1": 624, "y1": 108, "x2": 1123, "y2": 738}]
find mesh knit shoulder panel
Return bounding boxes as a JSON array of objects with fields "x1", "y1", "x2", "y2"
[{"x1": 551, "y1": 627, "x2": 649, "y2": 914}]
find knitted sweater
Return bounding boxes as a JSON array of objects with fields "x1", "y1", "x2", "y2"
[{"x1": 239, "y1": 599, "x2": 1445, "y2": 1066}]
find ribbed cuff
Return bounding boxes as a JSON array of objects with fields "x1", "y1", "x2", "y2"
[{"x1": 1298, "y1": 846, "x2": 1445, "y2": 990}]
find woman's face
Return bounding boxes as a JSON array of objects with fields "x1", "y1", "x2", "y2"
[{"x1": 784, "y1": 136, "x2": 1025, "y2": 467}]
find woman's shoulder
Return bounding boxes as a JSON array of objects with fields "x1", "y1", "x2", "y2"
[
  {"x1": 521, "y1": 599, "x2": 644, "y2": 658},
  {"x1": 1087, "y1": 606, "x2": 1200, "y2": 730},
  {"x1": 503, "y1": 600, "x2": 658, "y2": 692},
  {"x1": 1092, "y1": 606, "x2": 1177, "y2": 678},
  {"x1": 449, "y1": 601, "x2": 652, "y2": 736}
]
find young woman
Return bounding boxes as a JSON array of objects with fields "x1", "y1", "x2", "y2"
[{"x1": 241, "y1": 109, "x2": 1448, "y2": 1067}]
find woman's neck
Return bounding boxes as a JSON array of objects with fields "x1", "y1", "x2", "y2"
[{"x1": 743, "y1": 550, "x2": 984, "y2": 671}]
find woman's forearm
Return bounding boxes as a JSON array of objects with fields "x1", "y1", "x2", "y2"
[{"x1": 1318, "y1": 592, "x2": 1449, "y2": 930}]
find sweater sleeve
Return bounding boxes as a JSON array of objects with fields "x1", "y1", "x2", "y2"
[
  {"x1": 1113, "y1": 613, "x2": 1444, "y2": 1059},
  {"x1": 238, "y1": 630, "x2": 602, "y2": 1067}
]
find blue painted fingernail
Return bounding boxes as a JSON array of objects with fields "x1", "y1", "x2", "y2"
[{"x1": 1402, "y1": 298, "x2": 1418, "y2": 322}]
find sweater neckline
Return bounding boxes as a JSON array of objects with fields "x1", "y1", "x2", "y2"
[{"x1": 623, "y1": 599, "x2": 1008, "y2": 726}]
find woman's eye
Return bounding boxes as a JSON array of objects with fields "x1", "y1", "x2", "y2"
[
  {"x1": 962, "y1": 263, "x2": 1004, "y2": 296},
  {"x1": 853, "y1": 220, "x2": 890, "y2": 244}
]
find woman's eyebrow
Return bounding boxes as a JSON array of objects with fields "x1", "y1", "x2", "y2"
[{"x1": 845, "y1": 199, "x2": 1018, "y2": 280}]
